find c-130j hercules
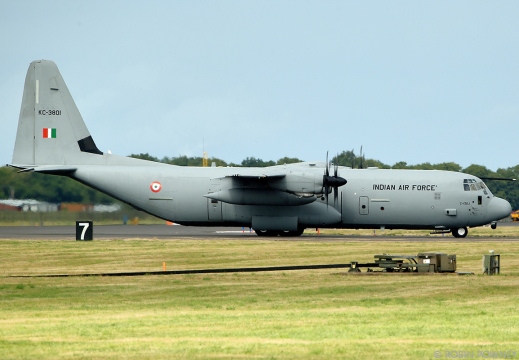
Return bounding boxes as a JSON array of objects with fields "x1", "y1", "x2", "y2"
[{"x1": 9, "y1": 60, "x2": 512, "y2": 237}]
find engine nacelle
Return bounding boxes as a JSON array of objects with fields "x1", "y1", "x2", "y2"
[
  {"x1": 204, "y1": 188, "x2": 316, "y2": 206},
  {"x1": 268, "y1": 172, "x2": 324, "y2": 196}
]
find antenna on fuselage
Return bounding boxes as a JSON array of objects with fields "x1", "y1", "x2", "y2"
[
  {"x1": 202, "y1": 138, "x2": 208, "y2": 167},
  {"x1": 479, "y1": 177, "x2": 516, "y2": 181}
]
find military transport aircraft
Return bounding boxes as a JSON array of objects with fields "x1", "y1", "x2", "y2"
[{"x1": 8, "y1": 60, "x2": 512, "y2": 237}]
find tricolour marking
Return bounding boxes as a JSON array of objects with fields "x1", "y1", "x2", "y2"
[
  {"x1": 150, "y1": 181, "x2": 162, "y2": 193},
  {"x1": 42, "y1": 128, "x2": 57, "y2": 138}
]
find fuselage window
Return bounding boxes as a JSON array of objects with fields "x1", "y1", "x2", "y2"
[
  {"x1": 463, "y1": 179, "x2": 473, "y2": 191},
  {"x1": 479, "y1": 182, "x2": 489, "y2": 195},
  {"x1": 463, "y1": 179, "x2": 489, "y2": 195}
]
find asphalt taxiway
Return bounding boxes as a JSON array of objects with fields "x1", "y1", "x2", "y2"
[
  {"x1": 1, "y1": 223, "x2": 518, "y2": 241},
  {"x1": 0, "y1": 224, "x2": 258, "y2": 239}
]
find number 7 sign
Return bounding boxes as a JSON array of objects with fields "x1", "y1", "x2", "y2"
[{"x1": 76, "y1": 221, "x2": 93, "y2": 241}]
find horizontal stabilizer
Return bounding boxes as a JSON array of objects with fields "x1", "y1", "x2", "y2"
[{"x1": 7, "y1": 164, "x2": 77, "y2": 174}]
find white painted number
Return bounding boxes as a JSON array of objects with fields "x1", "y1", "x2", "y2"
[{"x1": 79, "y1": 222, "x2": 90, "y2": 240}]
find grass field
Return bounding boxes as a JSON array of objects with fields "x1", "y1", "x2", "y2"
[{"x1": 1, "y1": 236, "x2": 519, "y2": 359}]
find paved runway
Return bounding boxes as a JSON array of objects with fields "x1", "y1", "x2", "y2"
[
  {"x1": 1, "y1": 223, "x2": 518, "y2": 241},
  {"x1": 0, "y1": 224, "x2": 258, "y2": 239}
]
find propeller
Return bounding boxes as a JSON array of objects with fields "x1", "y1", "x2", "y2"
[{"x1": 323, "y1": 152, "x2": 347, "y2": 206}]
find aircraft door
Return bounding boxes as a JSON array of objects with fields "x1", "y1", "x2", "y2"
[
  {"x1": 208, "y1": 198, "x2": 222, "y2": 221},
  {"x1": 359, "y1": 196, "x2": 369, "y2": 215},
  {"x1": 471, "y1": 195, "x2": 484, "y2": 217}
]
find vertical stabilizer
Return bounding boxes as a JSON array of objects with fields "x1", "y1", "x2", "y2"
[{"x1": 12, "y1": 60, "x2": 102, "y2": 166}]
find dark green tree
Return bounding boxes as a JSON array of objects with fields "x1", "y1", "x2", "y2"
[
  {"x1": 276, "y1": 157, "x2": 303, "y2": 165},
  {"x1": 129, "y1": 153, "x2": 160, "y2": 162},
  {"x1": 241, "y1": 157, "x2": 275, "y2": 167},
  {"x1": 392, "y1": 161, "x2": 409, "y2": 169},
  {"x1": 462, "y1": 164, "x2": 493, "y2": 179}
]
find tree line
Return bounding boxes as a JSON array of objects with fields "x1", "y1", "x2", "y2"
[{"x1": 1, "y1": 150, "x2": 518, "y2": 209}]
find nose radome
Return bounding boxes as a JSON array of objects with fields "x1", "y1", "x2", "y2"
[{"x1": 488, "y1": 197, "x2": 512, "y2": 221}]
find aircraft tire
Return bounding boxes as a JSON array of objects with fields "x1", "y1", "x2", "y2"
[
  {"x1": 451, "y1": 227, "x2": 468, "y2": 238},
  {"x1": 254, "y1": 230, "x2": 279, "y2": 237},
  {"x1": 254, "y1": 229, "x2": 304, "y2": 237},
  {"x1": 278, "y1": 228, "x2": 305, "y2": 237}
]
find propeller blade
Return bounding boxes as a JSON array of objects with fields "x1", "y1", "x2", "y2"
[
  {"x1": 325, "y1": 184, "x2": 330, "y2": 207},
  {"x1": 323, "y1": 151, "x2": 347, "y2": 208},
  {"x1": 333, "y1": 184, "x2": 338, "y2": 206},
  {"x1": 334, "y1": 155, "x2": 338, "y2": 177},
  {"x1": 325, "y1": 151, "x2": 330, "y2": 177}
]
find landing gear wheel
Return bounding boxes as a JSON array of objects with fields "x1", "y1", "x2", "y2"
[
  {"x1": 254, "y1": 230, "x2": 278, "y2": 237},
  {"x1": 451, "y1": 227, "x2": 468, "y2": 238},
  {"x1": 254, "y1": 228, "x2": 305, "y2": 237},
  {"x1": 278, "y1": 228, "x2": 305, "y2": 237}
]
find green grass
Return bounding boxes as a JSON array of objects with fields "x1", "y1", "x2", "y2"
[{"x1": 1, "y1": 239, "x2": 519, "y2": 359}]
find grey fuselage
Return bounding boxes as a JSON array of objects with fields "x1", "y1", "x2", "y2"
[{"x1": 67, "y1": 154, "x2": 510, "y2": 231}]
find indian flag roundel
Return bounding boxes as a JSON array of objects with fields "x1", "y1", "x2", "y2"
[
  {"x1": 42, "y1": 128, "x2": 57, "y2": 138},
  {"x1": 150, "y1": 181, "x2": 162, "y2": 193}
]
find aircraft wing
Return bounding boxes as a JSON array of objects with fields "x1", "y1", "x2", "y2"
[
  {"x1": 221, "y1": 173, "x2": 286, "y2": 181},
  {"x1": 206, "y1": 170, "x2": 322, "y2": 206}
]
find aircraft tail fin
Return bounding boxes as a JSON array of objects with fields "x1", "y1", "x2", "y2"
[{"x1": 11, "y1": 60, "x2": 102, "y2": 167}]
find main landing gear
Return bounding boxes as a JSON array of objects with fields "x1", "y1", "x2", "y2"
[
  {"x1": 254, "y1": 228, "x2": 305, "y2": 237},
  {"x1": 451, "y1": 227, "x2": 468, "y2": 238}
]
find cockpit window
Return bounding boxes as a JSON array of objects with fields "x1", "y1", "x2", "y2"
[{"x1": 463, "y1": 179, "x2": 489, "y2": 195}]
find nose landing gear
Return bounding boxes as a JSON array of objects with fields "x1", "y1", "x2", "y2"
[{"x1": 451, "y1": 227, "x2": 468, "y2": 238}]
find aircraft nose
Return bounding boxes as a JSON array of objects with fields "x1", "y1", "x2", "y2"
[{"x1": 488, "y1": 197, "x2": 512, "y2": 221}]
